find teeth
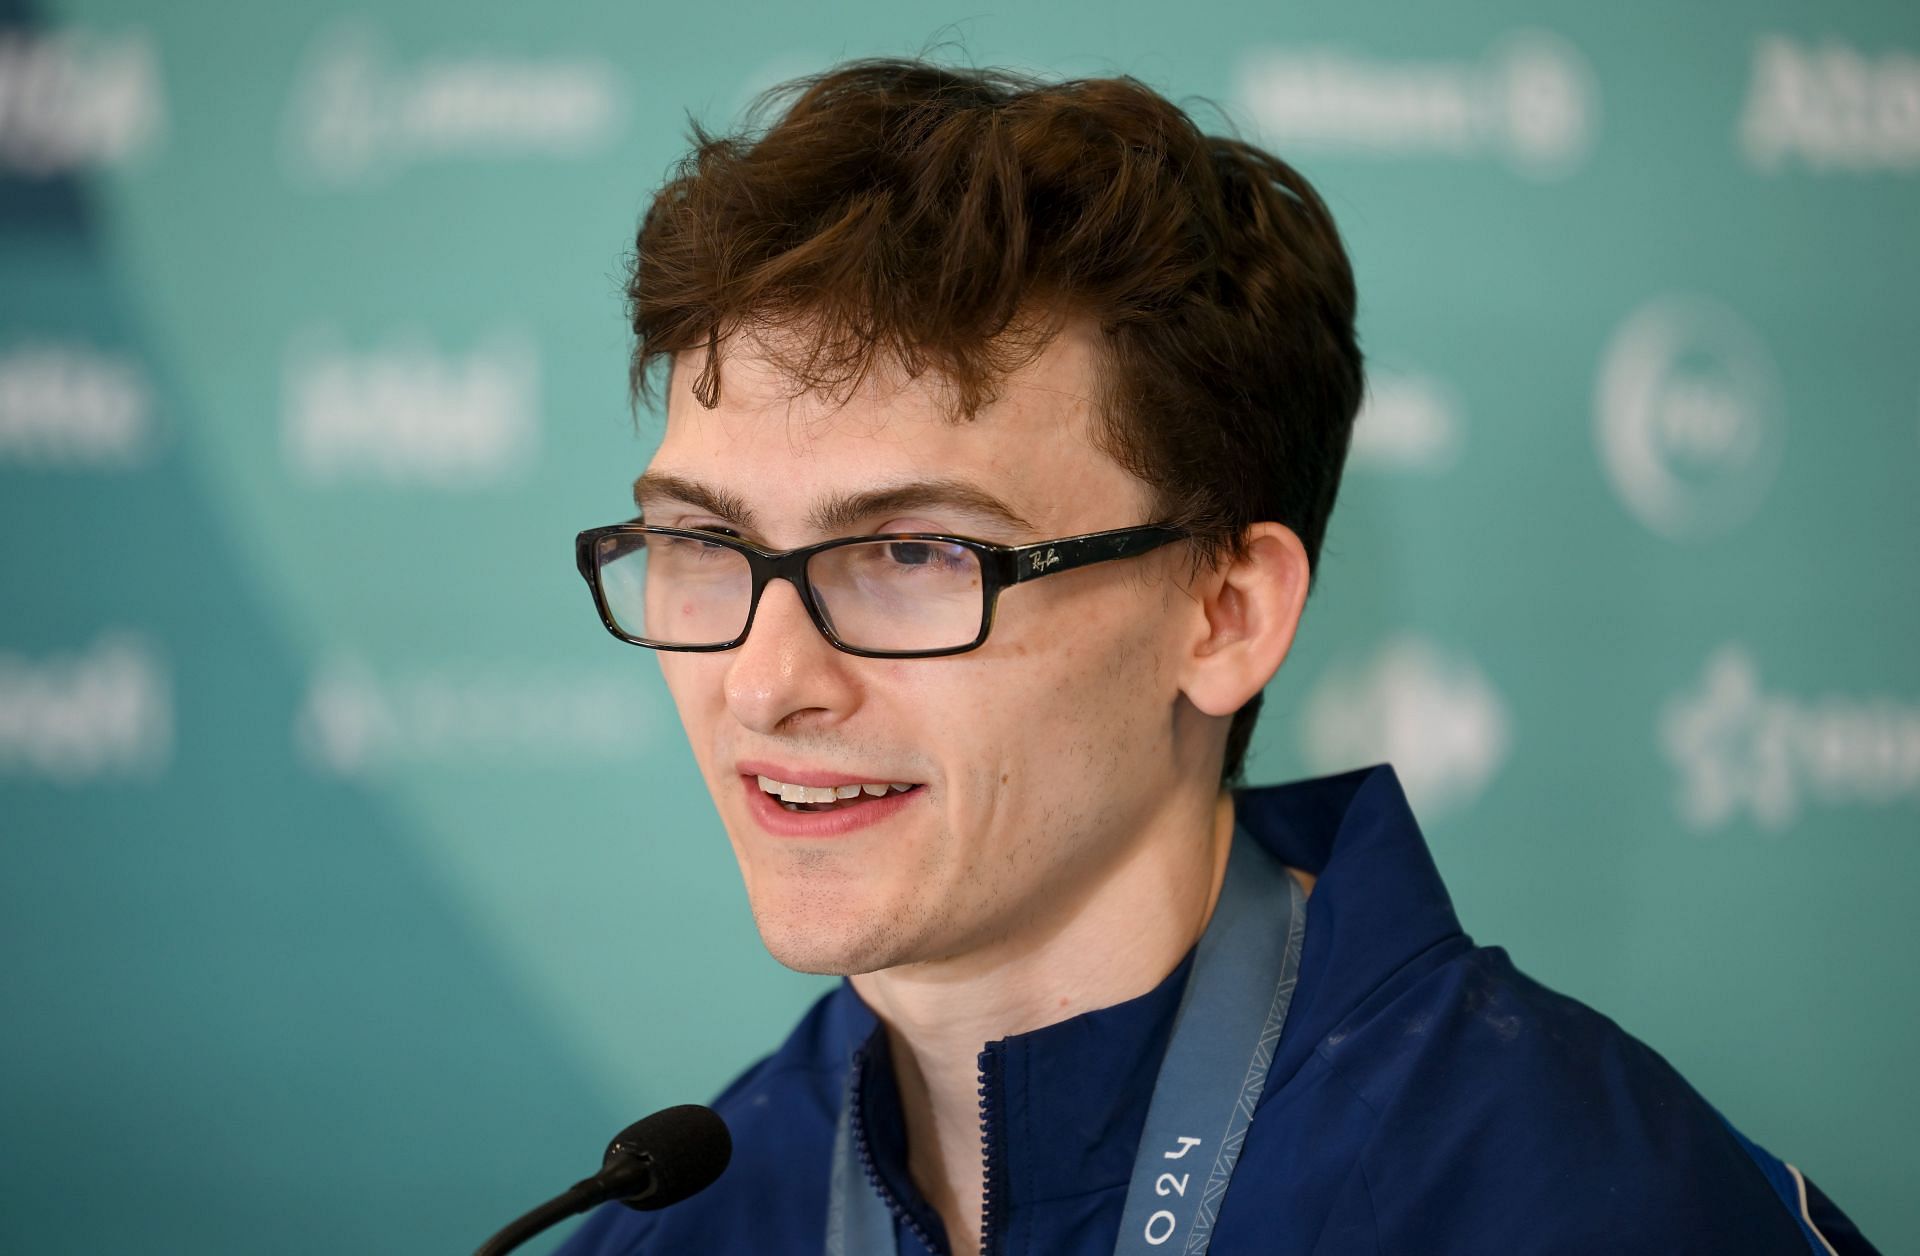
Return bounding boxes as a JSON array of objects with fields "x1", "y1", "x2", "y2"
[{"x1": 756, "y1": 774, "x2": 916, "y2": 802}]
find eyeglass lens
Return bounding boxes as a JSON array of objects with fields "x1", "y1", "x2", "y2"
[{"x1": 595, "y1": 533, "x2": 987, "y2": 653}]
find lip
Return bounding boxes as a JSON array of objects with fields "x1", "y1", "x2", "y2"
[{"x1": 738, "y1": 769, "x2": 922, "y2": 838}]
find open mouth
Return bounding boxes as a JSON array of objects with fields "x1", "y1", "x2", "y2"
[{"x1": 754, "y1": 774, "x2": 918, "y2": 813}]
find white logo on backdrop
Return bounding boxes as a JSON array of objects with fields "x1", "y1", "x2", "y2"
[
  {"x1": 0, "y1": 634, "x2": 171, "y2": 783},
  {"x1": 1662, "y1": 646, "x2": 1920, "y2": 831},
  {"x1": 1301, "y1": 635, "x2": 1510, "y2": 817},
  {"x1": 1234, "y1": 30, "x2": 1598, "y2": 178},
  {"x1": 282, "y1": 327, "x2": 539, "y2": 487},
  {"x1": 1349, "y1": 370, "x2": 1464, "y2": 473},
  {"x1": 1594, "y1": 295, "x2": 1785, "y2": 541},
  {"x1": 293, "y1": 656, "x2": 654, "y2": 777},
  {"x1": 280, "y1": 20, "x2": 627, "y2": 185},
  {"x1": 0, "y1": 28, "x2": 164, "y2": 176},
  {"x1": 0, "y1": 341, "x2": 155, "y2": 467},
  {"x1": 1741, "y1": 36, "x2": 1920, "y2": 173}
]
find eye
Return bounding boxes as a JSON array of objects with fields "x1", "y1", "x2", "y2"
[
  {"x1": 649, "y1": 524, "x2": 741, "y2": 560},
  {"x1": 881, "y1": 539, "x2": 973, "y2": 572},
  {"x1": 886, "y1": 541, "x2": 939, "y2": 566}
]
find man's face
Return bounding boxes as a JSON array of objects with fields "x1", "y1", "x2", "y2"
[{"x1": 642, "y1": 323, "x2": 1205, "y2": 976}]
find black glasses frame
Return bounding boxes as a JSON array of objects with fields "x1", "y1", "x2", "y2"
[{"x1": 575, "y1": 522, "x2": 1188, "y2": 659}]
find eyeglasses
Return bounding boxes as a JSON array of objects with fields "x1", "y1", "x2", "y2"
[{"x1": 575, "y1": 521, "x2": 1187, "y2": 659}]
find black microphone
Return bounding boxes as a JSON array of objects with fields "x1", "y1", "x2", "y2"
[{"x1": 473, "y1": 1105, "x2": 732, "y2": 1256}]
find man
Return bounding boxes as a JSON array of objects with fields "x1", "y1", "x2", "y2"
[{"x1": 559, "y1": 60, "x2": 1874, "y2": 1254}]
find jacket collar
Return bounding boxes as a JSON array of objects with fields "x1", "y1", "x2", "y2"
[
  {"x1": 1234, "y1": 763, "x2": 1465, "y2": 1089},
  {"x1": 839, "y1": 763, "x2": 1459, "y2": 1247}
]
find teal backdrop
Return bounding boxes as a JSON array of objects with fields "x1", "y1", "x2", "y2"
[{"x1": 3, "y1": 1, "x2": 1916, "y2": 1251}]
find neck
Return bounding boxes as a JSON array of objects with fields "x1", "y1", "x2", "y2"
[{"x1": 849, "y1": 792, "x2": 1237, "y2": 1255}]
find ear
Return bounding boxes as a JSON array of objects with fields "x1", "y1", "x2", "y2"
[{"x1": 1178, "y1": 523, "x2": 1312, "y2": 718}]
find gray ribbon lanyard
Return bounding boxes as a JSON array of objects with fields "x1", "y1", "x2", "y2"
[{"x1": 826, "y1": 827, "x2": 1308, "y2": 1256}]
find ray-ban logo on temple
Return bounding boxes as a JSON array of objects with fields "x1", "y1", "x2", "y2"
[
  {"x1": 1029, "y1": 548, "x2": 1062, "y2": 573},
  {"x1": 575, "y1": 523, "x2": 1185, "y2": 660}
]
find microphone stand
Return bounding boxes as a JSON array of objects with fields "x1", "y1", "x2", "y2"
[
  {"x1": 474, "y1": 1156, "x2": 654, "y2": 1256},
  {"x1": 474, "y1": 1105, "x2": 728, "y2": 1256},
  {"x1": 474, "y1": 1182, "x2": 599, "y2": 1256}
]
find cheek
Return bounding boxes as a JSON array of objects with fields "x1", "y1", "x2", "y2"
[
  {"x1": 655, "y1": 655, "x2": 727, "y2": 751},
  {"x1": 954, "y1": 612, "x2": 1172, "y2": 797},
  {"x1": 656, "y1": 649, "x2": 719, "y2": 695},
  {"x1": 1054, "y1": 600, "x2": 1179, "y2": 747}
]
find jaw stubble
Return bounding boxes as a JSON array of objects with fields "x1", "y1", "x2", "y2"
[{"x1": 736, "y1": 815, "x2": 953, "y2": 977}]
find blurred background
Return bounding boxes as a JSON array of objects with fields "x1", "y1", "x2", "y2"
[{"x1": 3, "y1": 0, "x2": 1916, "y2": 1251}]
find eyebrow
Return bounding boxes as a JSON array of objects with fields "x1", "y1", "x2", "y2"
[
  {"x1": 631, "y1": 472, "x2": 1036, "y2": 538},
  {"x1": 632, "y1": 472, "x2": 758, "y2": 530}
]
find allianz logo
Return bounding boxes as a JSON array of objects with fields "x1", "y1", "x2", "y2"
[
  {"x1": 1662, "y1": 646, "x2": 1920, "y2": 832},
  {"x1": 281, "y1": 327, "x2": 539, "y2": 487},
  {"x1": 0, "y1": 634, "x2": 171, "y2": 783},
  {"x1": 1741, "y1": 36, "x2": 1920, "y2": 174},
  {"x1": 1349, "y1": 370, "x2": 1463, "y2": 474},
  {"x1": 1300, "y1": 635, "x2": 1510, "y2": 818},
  {"x1": 0, "y1": 28, "x2": 164, "y2": 177},
  {"x1": 1594, "y1": 295, "x2": 1784, "y2": 542},
  {"x1": 293, "y1": 655, "x2": 654, "y2": 777},
  {"x1": 1233, "y1": 30, "x2": 1598, "y2": 179},
  {"x1": 281, "y1": 20, "x2": 626, "y2": 185},
  {"x1": 0, "y1": 341, "x2": 155, "y2": 468}
]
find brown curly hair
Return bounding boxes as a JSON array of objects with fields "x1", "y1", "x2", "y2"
[{"x1": 626, "y1": 59, "x2": 1363, "y2": 783}]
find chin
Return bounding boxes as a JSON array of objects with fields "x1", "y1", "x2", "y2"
[
  {"x1": 749, "y1": 895, "x2": 916, "y2": 977},
  {"x1": 755, "y1": 927, "x2": 889, "y2": 977}
]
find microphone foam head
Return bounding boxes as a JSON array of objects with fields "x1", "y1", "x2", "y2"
[{"x1": 604, "y1": 1104, "x2": 732, "y2": 1211}]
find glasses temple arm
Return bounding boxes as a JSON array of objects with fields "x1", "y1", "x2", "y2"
[{"x1": 1004, "y1": 525, "x2": 1186, "y2": 584}]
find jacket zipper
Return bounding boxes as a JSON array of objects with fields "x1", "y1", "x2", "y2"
[
  {"x1": 975, "y1": 1040, "x2": 1009, "y2": 1256},
  {"x1": 850, "y1": 1047, "x2": 947, "y2": 1254}
]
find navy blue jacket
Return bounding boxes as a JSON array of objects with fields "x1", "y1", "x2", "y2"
[{"x1": 559, "y1": 765, "x2": 1876, "y2": 1254}]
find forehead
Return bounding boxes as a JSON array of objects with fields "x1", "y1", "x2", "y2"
[{"x1": 645, "y1": 322, "x2": 1152, "y2": 541}]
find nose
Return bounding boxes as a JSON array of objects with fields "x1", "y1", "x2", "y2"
[{"x1": 722, "y1": 576, "x2": 861, "y2": 735}]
